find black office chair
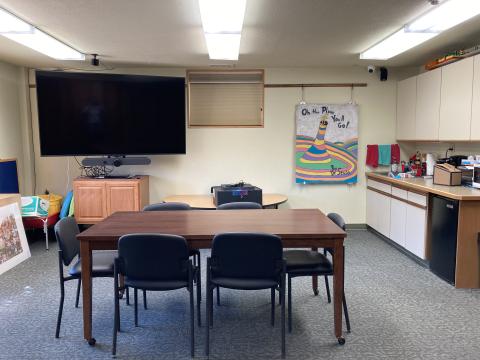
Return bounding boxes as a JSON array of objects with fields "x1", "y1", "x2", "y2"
[
  {"x1": 206, "y1": 232, "x2": 286, "y2": 358},
  {"x1": 54, "y1": 217, "x2": 117, "y2": 339},
  {"x1": 112, "y1": 233, "x2": 198, "y2": 357},
  {"x1": 216, "y1": 201, "x2": 263, "y2": 210},
  {"x1": 143, "y1": 202, "x2": 192, "y2": 211},
  {"x1": 141, "y1": 201, "x2": 201, "y2": 309},
  {"x1": 283, "y1": 212, "x2": 351, "y2": 334},
  {"x1": 215, "y1": 201, "x2": 263, "y2": 305}
]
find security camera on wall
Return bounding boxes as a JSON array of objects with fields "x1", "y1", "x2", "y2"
[{"x1": 367, "y1": 65, "x2": 376, "y2": 74}]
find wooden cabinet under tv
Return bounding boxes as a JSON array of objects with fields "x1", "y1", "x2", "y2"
[{"x1": 73, "y1": 176, "x2": 149, "y2": 224}]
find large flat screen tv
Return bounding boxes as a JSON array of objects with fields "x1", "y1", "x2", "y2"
[{"x1": 36, "y1": 71, "x2": 186, "y2": 156}]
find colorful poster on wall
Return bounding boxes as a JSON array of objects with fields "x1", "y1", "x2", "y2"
[
  {"x1": 0, "y1": 203, "x2": 31, "y2": 275},
  {"x1": 295, "y1": 103, "x2": 358, "y2": 184}
]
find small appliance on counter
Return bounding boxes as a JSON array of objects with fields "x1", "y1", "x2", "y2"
[
  {"x1": 473, "y1": 164, "x2": 480, "y2": 189},
  {"x1": 433, "y1": 163, "x2": 462, "y2": 186},
  {"x1": 211, "y1": 182, "x2": 263, "y2": 206},
  {"x1": 458, "y1": 166, "x2": 474, "y2": 186},
  {"x1": 437, "y1": 155, "x2": 467, "y2": 167}
]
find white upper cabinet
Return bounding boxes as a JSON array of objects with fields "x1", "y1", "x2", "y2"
[
  {"x1": 471, "y1": 55, "x2": 480, "y2": 140},
  {"x1": 415, "y1": 68, "x2": 441, "y2": 140},
  {"x1": 439, "y1": 57, "x2": 474, "y2": 141},
  {"x1": 396, "y1": 77, "x2": 417, "y2": 140}
]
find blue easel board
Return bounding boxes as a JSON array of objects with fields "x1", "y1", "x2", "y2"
[{"x1": 0, "y1": 159, "x2": 19, "y2": 193}]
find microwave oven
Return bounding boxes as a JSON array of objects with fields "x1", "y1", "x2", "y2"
[{"x1": 473, "y1": 164, "x2": 480, "y2": 189}]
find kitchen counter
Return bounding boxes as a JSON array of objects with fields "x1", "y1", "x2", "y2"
[
  {"x1": 366, "y1": 171, "x2": 480, "y2": 289},
  {"x1": 366, "y1": 172, "x2": 480, "y2": 200}
]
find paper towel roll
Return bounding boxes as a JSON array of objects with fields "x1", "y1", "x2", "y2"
[{"x1": 426, "y1": 153, "x2": 436, "y2": 176}]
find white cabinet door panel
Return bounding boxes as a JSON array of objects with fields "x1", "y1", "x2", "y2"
[
  {"x1": 407, "y1": 191, "x2": 427, "y2": 207},
  {"x1": 471, "y1": 55, "x2": 480, "y2": 140},
  {"x1": 377, "y1": 192, "x2": 391, "y2": 238},
  {"x1": 405, "y1": 205, "x2": 427, "y2": 259},
  {"x1": 367, "y1": 179, "x2": 392, "y2": 194},
  {"x1": 439, "y1": 57, "x2": 474, "y2": 140},
  {"x1": 366, "y1": 189, "x2": 376, "y2": 229},
  {"x1": 396, "y1": 77, "x2": 417, "y2": 140},
  {"x1": 390, "y1": 198, "x2": 407, "y2": 247},
  {"x1": 415, "y1": 68, "x2": 441, "y2": 140}
]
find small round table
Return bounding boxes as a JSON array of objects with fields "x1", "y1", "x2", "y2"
[{"x1": 163, "y1": 194, "x2": 288, "y2": 209}]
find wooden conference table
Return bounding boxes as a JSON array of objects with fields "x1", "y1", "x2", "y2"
[
  {"x1": 77, "y1": 209, "x2": 347, "y2": 345},
  {"x1": 163, "y1": 193, "x2": 288, "y2": 209}
]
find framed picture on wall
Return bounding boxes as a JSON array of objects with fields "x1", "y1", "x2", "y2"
[
  {"x1": 295, "y1": 103, "x2": 359, "y2": 184},
  {"x1": 0, "y1": 201, "x2": 31, "y2": 275}
]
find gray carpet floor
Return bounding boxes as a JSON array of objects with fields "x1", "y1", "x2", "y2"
[{"x1": 1, "y1": 229, "x2": 479, "y2": 360}]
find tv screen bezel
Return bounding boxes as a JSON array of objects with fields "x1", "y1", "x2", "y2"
[{"x1": 35, "y1": 71, "x2": 186, "y2": 156}]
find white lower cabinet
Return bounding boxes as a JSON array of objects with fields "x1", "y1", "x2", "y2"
[
  {"x1": 377, "y1": 192, "x2": 391, "y2": 238},
  {"x1": 366, "y1": 189, "x2": 391, "y2": 238},
  {"x1": 389, "y1": 198, "x2": 407, "y2": 247},
  {"x1": 405, "y1": 205, "x2": 426, "y2": 259},
  {"x1": 367, "y1": 184, "x2": 427, "y2": 260}
]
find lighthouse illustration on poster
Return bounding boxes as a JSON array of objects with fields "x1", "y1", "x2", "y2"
[{"x1": 295, "y1": 103, "x2": 358, "y2": 184}]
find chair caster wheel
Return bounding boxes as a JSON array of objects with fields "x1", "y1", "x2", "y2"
[
  {"x1": 337, "y1": 337, "x2": 345, "y2": 345},
  {"x1": 88, "y1": 338, "x2": 96, "y2": 346},
  {"x1": 313, "y1": 289, "x2": 319, "y2": 296}
]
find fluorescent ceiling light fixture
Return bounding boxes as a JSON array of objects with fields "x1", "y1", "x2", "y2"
[
  {"x1": 0, "y1": 8, "x2": 33, "y2": 33},
  {"x1": 199, "y1": 0, "x2": 246, "y2": 60},
  {"x1": 199, "y1": 0, "x2": 246, "y2": 33},
  {"x1": 360, "y1": 28, "x2": 437, "y2": 60},
  {"x1": 361, "y1": 0, "x2": 480, "y2": 60},
  {"x1": 0, "y1": 7, "x2": 84, "y2": 60},
  {"x1": 407, "y1": 0, "x2": 480, "y2": 33},
  {"x1": 205, "y1": 33, "x2": 241, "y2": 60}
]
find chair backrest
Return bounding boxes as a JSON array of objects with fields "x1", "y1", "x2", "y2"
[
  {"x1": 216, "y1": 202, "x2": 262, "y2": 210},
  {"x1": 118, "y1": 234, "x2": 189, "y2": 281},
  {"x1": 327, "y1": 212, "x2": 346, "y2": 231},
  {"x1": 143, "y1": 202, "x2": 191, "y2": 211},
  {"x1": 54, "y1": 217, "x2": 80, "y2": 266},
  {"x1": 211, "y1": 232, "x2": 283, "y2": 279}
]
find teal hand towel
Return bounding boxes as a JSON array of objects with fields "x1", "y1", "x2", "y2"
[{"x1": 378, "y1": 144, "x2": 391, "y2": 165}]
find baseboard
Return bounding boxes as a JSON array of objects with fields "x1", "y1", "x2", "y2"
[
  {"x1": 346, "y1": 223, "x2": 367, "y2": 230},
  {"x1": 366, "y1": 226, "x2": 429, "y2": 268}
]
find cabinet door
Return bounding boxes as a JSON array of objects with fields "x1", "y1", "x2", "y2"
[
  {"x1": 405, "y1": 205, "x2": 426, "y2": 259},
  {"x1": 439, "y1": 57, "x2": 474, "y2": 140},
  {"x1": 106, "y1": 183, "x2": 140, "y2": 215},
  {"x1": 377, "y1": 192, "x2": 391, "y2": 238},
  {"x1": 415, "y1": 68, "x2": 441, "y2": 140},
  {"x1": 396, "y1": 77, "x2": 417, "y2": 140},
  {"x1": 471, "y1": 55, "x2": 480, "y2": 140},
  {"x1": 366, "y1": 189, "x2": 376, "y2": 229},
  {"x1": 74, "y1": 181, "x2": 107, "y2": 223},
  {"x1": 390, "y1": 198, "x2": 407, "y2": 247}
]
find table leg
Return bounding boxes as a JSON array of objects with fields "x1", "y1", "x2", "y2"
[
  {"x1": 333, "y1": 241, "x2": 345, "y2": 344},
  {"x1": 311, "y1": 247, "x2": 319, "y2": 296},
  {"x1": 80, "y1": 241, "x2": 94, "y2": 345}
]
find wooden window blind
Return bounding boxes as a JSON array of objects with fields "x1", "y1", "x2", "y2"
[{"x1": 187, "y1": 70, "x2": 264, "y2": 127}]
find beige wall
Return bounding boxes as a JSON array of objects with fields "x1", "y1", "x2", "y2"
[
  {"x1": 0, "y1": 61, "x2": 26, "y2": 193},
  {"x1": 26, "y1": 66, "x2": 404, "y2": 223}
]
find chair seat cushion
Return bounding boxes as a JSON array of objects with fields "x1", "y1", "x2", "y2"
[
  {"x1": 69, "y1": 250, "x2": 117, "y2": 277},
  {"x1": 125, "y1": 278, "x2": 188, "y2": 291},
  {"x1": 284, "y1": 250, "x2": 333, "y2": 273},
  {"x1": 212, "y1": 277, "x2": 278, "y2": 290}
]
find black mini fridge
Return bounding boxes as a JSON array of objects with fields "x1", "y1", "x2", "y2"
[{"x1": 430, "y1": 195, "x2": 459, "y2": 284}]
